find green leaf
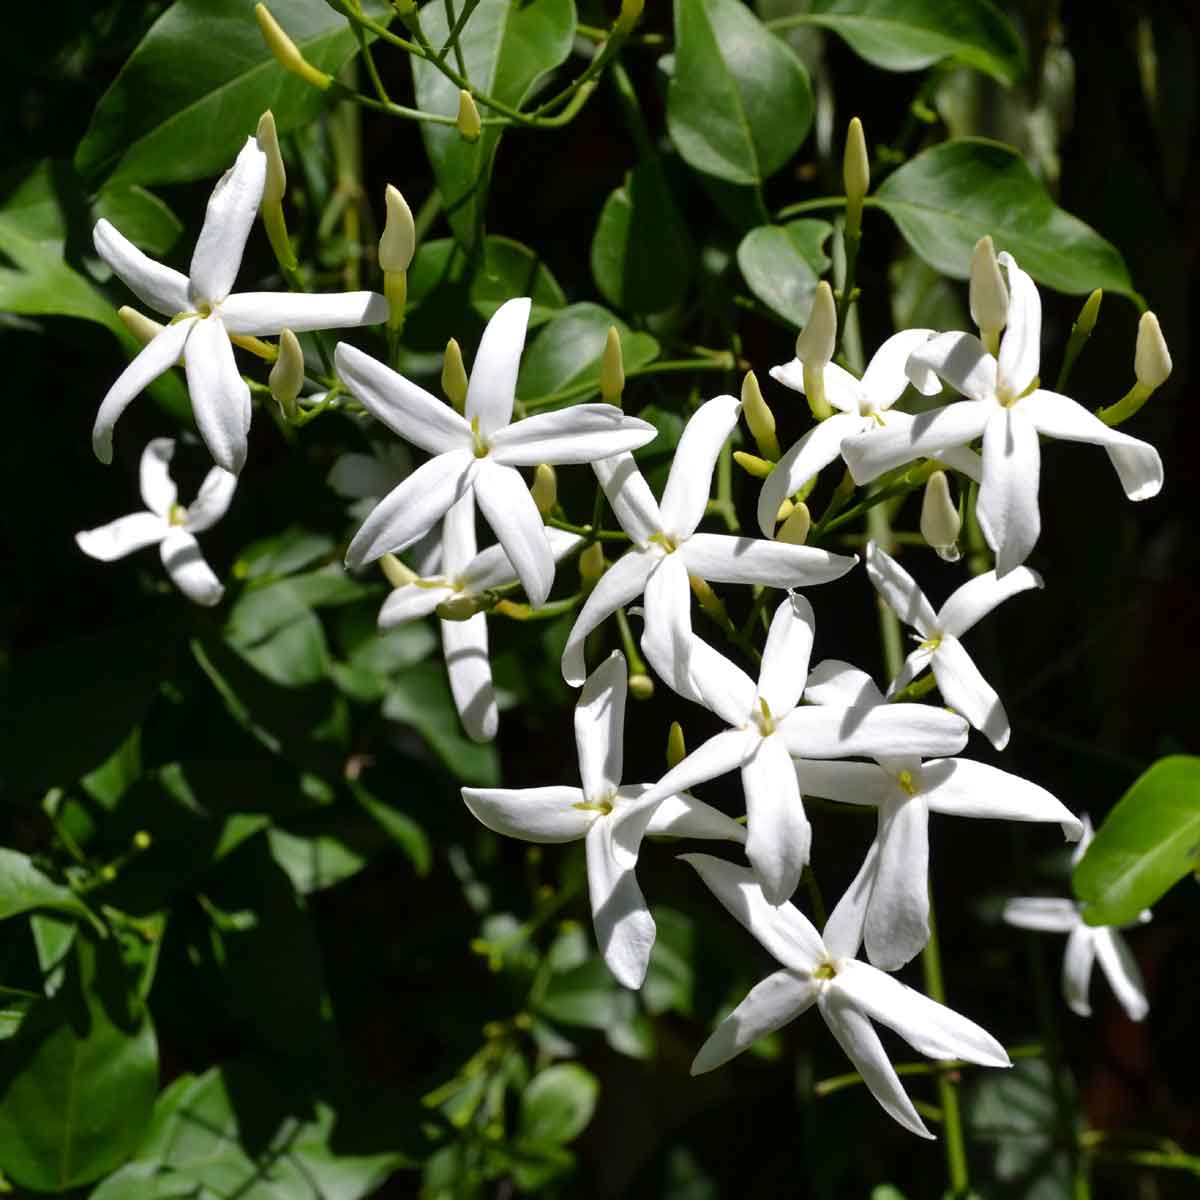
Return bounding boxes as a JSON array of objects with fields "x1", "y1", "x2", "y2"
[
  {"x1": 668, "y1": 0, "x2": 813, "y2": 185},
  {"x1": 75, "y1": 0, "x2": 388, "y2": 188},
  {"x1": 91, "y1": 184, "x2": 182, "y2": 257},
  {"x1": 800, "y1": 0, "x2": 1026, "y2": 85},
  {"x1": 538, "y1": 957, "x2": 619, "y2": 1029},
  {"x1": 234, "y1": 528, "x2": 336, "y2": 582},
  {"x1": 412, "y1": 0, "x2": 576, "y2": 249},
  {"x1": 518, "y1": 1063, "x2": 599, "y2": 1145},
  {"x1": 1073, "y1": 756, "x2": 1200, "y2": 925},
  {"x1": 872, "y1": 138, "x2": 1136, "y2": 298},
  {"x1": 643, "y1": 908, "x2": 695, "y2": 1017},
  {"x1": 0, "y1": 850, "x2": 93, "y2": 927},
  {"x1": 736, "y1": 219, "x2": 833, "y2": 327},
  {"x1": 351, "y1": 781, "x2": 432, "y2": 877},
  {"x1": 591, "y1": 162, "x2": 694, "y2": 314},
  {"x1": 517, "y1": 303, "x2": 661, "y2": 405}
]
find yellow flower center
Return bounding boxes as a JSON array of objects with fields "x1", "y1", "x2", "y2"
[
  {"x1": 814, "y1": 960, "x2": 837, "y2": 981},
  {"x1": 470, "y1": 415, "x2": 489, "y2": 458},
  {"x1": 649, "y1": 531, "x2": 679, "y2": 553},
  {"x1": 751, "y1": 697, "x2": 775, "y2": 737},
  {"x1": 896, "y1": 769, "x2": 919, "y2": 797},
  {"x1": 168, "y1": 503, "x2": 187, "y2": 527}
]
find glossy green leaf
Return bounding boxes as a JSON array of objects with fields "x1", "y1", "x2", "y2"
[
  {"x1": 668, "y1": 0, "x2": 813, "y2": 185},
  {"x1": 75, "y1": 0, "x2": 387, "y2": 187},
  {"x1": 518, "y1": 1063, "x2": 599, "y2": 1145},
  {"x1": 0, "y1": 850, "x2": 92, "y2": 927},
  {"x1": 1073, "y1": 756, "x2": 1200, "y2": 925},
  {"x1": 737, "y1": 219, "x2": 833, "y2": 327},
  {"x1": 538, "y1": 957, "x2": 620, "y2": 1029},
  {"x1": 234, "y1": 528, "x2": 336, "y2": 582},
  {"x1": 873, "y1": 138, "x2": 1136, "y2": 298},
  {"x1": 800, "y1": 0, "x2": 1026, "y2": 85},
  {"x1": 412, "y1": 0, "x2": 576, "y2": 249},
  {"x1": 92, "y1": 184, "x2": 182, "y2": 257}
]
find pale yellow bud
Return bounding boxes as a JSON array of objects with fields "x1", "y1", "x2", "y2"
[
  {"x1": 457, "y1": 90, "x2": 481, "y2": 142},
  {"x1": 437, "y1": 593, "x2": 485, "y2": 621},
  {"x1": 741, "y1": 370, "x2": 780, "y2": 460},
  {"x1": 628, "y1": 673, "x2": 654, "y2": 700},
  {"x1": 843, "y1": 117, "x2": 869, "y2": 236},
  {"x1": 775, "y1": 498, "x2": 795, "y2": 523},
  {"x1": 379, "y1": 184, "x2": 415, "y2": 273},
  {"x1": 531, "y1": 464, "x2": 557, "y2": 516},
  {"x1": 666, "y1": 721, "x2": 687, "y2": 768},
  {"x1": 380, "y1": 554, "x2": 418, "y2": 588},
  {"x1": 442, "y1": 338, "x2": 468, "y2": 413},
  {"x1": 775, "y1": 502, "x2": 811, "y2": 545},
  {"x1": 969, "y1": 236, "x2": 1008, "y2": 343},
  {"x1": 255, "y1": 5, "x2": 332, "y2": 90},
  {"x1": 920, "y1": 470, "x2": 961, "y2": 562},
  {"x1": 1077, "y1": 288, "x2": 1102, "y2": 336},
  {"x1": 600, "y1": 326, "x2": 625, "y2": 406},
  {"x1": 579, "y1": 542, "x2": 606, "y2": 591},
  {"x1": 688, "y1": 575, "x2": 728, "y2": 624},
  {"x1": 268, "y1": 328, "x2": 304, "y2": 417},
  {"x1": 733, "y1": 451, "x2": 774, "y2": 480},
  {"x1": 256, "y1": 110, "x2": 286, "y2": 208},
  {"x1": 1134, "y1": 312, "x2": 1172, "y2": 390},
  {"x1": 118, "y1": 306, "x2": 165, "y2": 346},
  {"x1": 796, "y1": 281, "x2": 837, "y2": 367}
]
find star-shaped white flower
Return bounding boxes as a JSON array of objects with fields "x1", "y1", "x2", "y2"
[
  {"x1": 842, "y1": 253, "x2": 1163, "y2": 575},
  {"x1": 462, "y1": 651, "x2": 745, "y2": 988},
  {"x1": 561, "y1": 396, "x2": 857, "y2": 688},
  {"x1": 757, "y1": 329, "x2": 982, "y2": 535},
  {"x1": 93, "y1": 137, "x2": 388, "y2": 473},
  {"x1": 1003, "y1": 816, "x2": 1150, "y2": 1021},
  {"x1": 76, "y1": 437, "x2": 236, "y2": 606},
  {"x1": 865, "y1": 541, "x2": 1040, "y2": 750},
  {"x1": 624, "y1": 594, "x2": 969, "y2": 905},
  {"x1": 683, "y1": 854, "x2": 1010, "y2": 1138},
  {"x1": 337, "y1": 298, "x2": 656, "y2": 609},
  {"x1": 379, "y1": 492, "x2": 581, "y2": 742},
  {"x1": 797, "y1": 659, "x2": 1083, "y2": 970}
]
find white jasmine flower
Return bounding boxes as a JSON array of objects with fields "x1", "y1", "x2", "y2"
[
  {"x1": 561, "y1": 396, "x2": 857, "y2": 688},
  {"x1": 1003, "y1": 816, "x2": 1150, "y2": 1021},
  {"x1": 337, "y1": 298, "x2": 656, "y2": 608},
  {"x1": 683, "y1": 854, "x2": 1010, "y2": 1138},
  {"x1": 93, "y1": 137, "x2": 388, "y2": 473},
  {"x1": 462, "y1": 651, "x2": 745, "y2": 988},
  {"x1": 865, "y1": 541, "x2": 1041, "y2": 750},
  {"x1": 76, "y1": 437, "x2": 236, "y2": 606},
  {"x1": 842, "y1": 253, "x2": 1163, "y2": 575},
  {"x1": 622, "y1": 594, "x2": 969, "y2": 905},
  {"x1": 757, "y1": 330, "x2": 982, "y2": 536}
]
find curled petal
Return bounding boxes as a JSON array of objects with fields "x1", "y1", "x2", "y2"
[
  {"x1": 1002, "y1": 897, "x2": 1080, "y2": 934},
  {"x1": 938, "y1": 565, "x2": 1042, "y2": 640},
  {"x1": 561, "y1": 549, "x2": 656, "y2": 686},
  {"x1": 977, "y1": 407, "x2": 1041, "y2": 577},
  {"x1": 659, "y1": 394, "x2": 741, "y2": 537},
  {"x1": 378, "y1": 584, "x2": 453, "y2": 627},
  {"x1": 756, "y1": 412, "x2": 863, "y2": 536},
  {"x1": 489, "y1": 405, "x2": 657, "y2": 467},
  {"x1": 474, "y1": 461, "x2": 555, "y2": 609},
  {"x1": 184, "y1": 318, "x2": 251, "y2": 474},
  {"x1": 743, "y1": 735, "x2": 811, "y2": 904},
  {"x1": 185, "y1": 466, "x2": 238, "y2": 533},
  {"x1": 221, "y1": 290, "x2": 388, "y2": 334},
  {"x1": 865, "y1": 541, "x2": 937, "y2": 637},
  {"x1": 691, "y1": 969, "x2": 816, "y2": 1075},
  {"x1": 586, "y1": 818, "x2": 655, "y2": 989},
  {"x1": 842, "y1": 399, "x2": 989, "y2": 486},
  {"x1": 1062, "y1": 925, "x2": 1097, "y2": 1017},
  {"x1": 188, "y1": 137, "x2": 267, "y2": 303},
  {"x1": 576, "y1": 651, "x2": 627, "y2": 801},
  {"x1": 593, "y1": 453, "x2": 662, "y2": 545},
  {"x1": 907, "y1": 331, "x2": 997, "y2": 404},
  {"x1": 77, "y1": 512, "x2": 166, "y2": 562},
  {"x1": 864, "y1": 794, "x2": 930, "y2": 970},
  {"x1": 1093, "y1": 927, "x2": 1149, "y2": 1022},
  {"x1": 462, "y1": 784, "x2": 591, "y2": 843},
  {"x1": 443, "y1": 612, "x2": 497, "y2": 743},
  {"x1": 139, "y1": 437, "x2": 178, "y2": 516},
  {"x1": 805, "y1": 659, "x2": 885, "y2": 708},
  {"x1": 931, "y1": 637, "x2": 1010, "y2": 751},
  {"x1": 159, "y1": 528, "x2": 223, "y2": 606},
  {"x1": 466, "y1": 296, "x2": 529, "y2": 436},
  {"x1": 93, "y1": 219, "x2": 189, "y2": 317},
  {"x1": 682, "y1": 533, "x2": 856, "y2": 589}
]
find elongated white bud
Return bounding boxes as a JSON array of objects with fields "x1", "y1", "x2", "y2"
[
  {"x1": 969, "y1": 236, "x2": 1008, "y2": 345},
  {"x1": 843, "y1": 117, "x2": 869, "y2": 237},
  {"x1": 1134, "y1": 312, "x2": 1171, "y2": 390},
  {"x1": 531, "y1": 464, "x2": 557, "y2": 516},
  {"x1": 442, "y1": 338, "x2": 468, "y2": 412},
  {"x1": 269, "y1": 328, "x2": 304, "y2": 419},
  {"x1": 601, "y1": 326, "x2": 625, "y2": 406},
  {"x1": 775, "y1": 502, "x2": 811, "y2": 545},
  {"x1": 796, "y1": 281, "x2": 836, "y2": 367},
  {"x1": 256, "y1": 110, "x2": 286, "y2": 207},
  {"x1": 741, "y1": 370, "x2": 779, "y2": 460},
  {"x1": 379, "y1": 184, "x2": 415, "y2": 273},
  {"x1": 256, "y1": 5, "x2": 331, "y2": 90},
  {"x1": 457, "y1": 90, "x2": 481, "y2": 142},
  {"x1": 118, "y1": 306, "x2": 165, "y2": 346},
  {"x1": 920, "y1": 470, "x2": 961, "y2": 562}
]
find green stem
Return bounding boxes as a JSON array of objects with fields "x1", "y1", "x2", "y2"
[
  {"x1": 815, "y1": 1044, "x2": 1044, "y2": 1097},
  {"x1": 437, "y1": 0, "x2": 482, "y2": 61},
  {"x1": 525, "y1": 357, "x2": 734, "y2": 412},
  {"x1": 614, "y1": 607, "x2": 649, "y2": 677},
  {"x1": 835, "y1": 225, "x2": 861, "y2": 360},
  {"x1": 775, "y1": 195, "x2": 848, "y2": 220},
  {"x1": 544, "y1": 516, "x2": 628, "y2": 544},
  {"x1": 442, "y1": 0, "x2": 468, "y2": 76}
]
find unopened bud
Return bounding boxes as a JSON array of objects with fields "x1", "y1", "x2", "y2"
[
  {"x1": 843, "y1": 117, "x2": 869, "y2": 237},
  {"x1": 437, "y1": 593, "x2": 485, "y2": 621},
  {"x1": 118, "y1": 306, "x2": 165, "y2": 346},
  {"x1": 775, "y1": 498, "x2": 794, "y2": 524},
  {"x1": 920, "y1": 470, "x2": 961, "y2": 562},
  {"x1": 1134, "y1": 312, "x2": 1171, "y2": 390},
  {"x1": 796, "y1": 281, "x2": 836, "y2": 367},
  {"x1": 666, "y1": 721, "x2": 687, "y2": 768},
  {"x1": 741, "y1": 370, "x2": 780, "y2": 460},
  {"x1": 256, "y1": 110, "x2": 286, "y2": 207},
  {"x1": 969, "y1": 236, "x2": 1008, "y2": 347},
  {"x1": 456, "y1": 90, "x2": 481, "y2": 142},
  {"x1": 380, "y1": 553, "x2": 418, "y2": 588},
  {"x1": 733, "y1": 451, "x2": 774, "y2": 479},
  {"x1": 1077, "y1": 288, "x2": 1102, "y2": 336},
  {"x1": 579, "y1": 542, "x2": 606, "y2": 591},
  {"x1": 256, "y1": 4, "x2": 332, "y2": 90},
  {"x1": 379, "y1": 184, "x2": 416, "y2": 273},
  {"x1": 775, "y1": 502, "x2": 811, "y2": 545},
  {"x1": 600, "y1": 326, "x2": 625, "y2": 406},
  {"x1": 268, "y1": 328, "x2": 304, "y2": 418},
  {"x1": 689, "y1": 575, "x2": 728, "y2": 625},
  {"x1": 531, "y1": 464, "x2": 557, "y2": 516},
  {"x1": 628, "y1": 673, "x2": 654, "y2": 700},
  {"x1": 442, "y1": 338, "x2": 468, "y2": 412},
  {"x1": 615, "y1": 0, "x2": 644, "y2": 34},
  {"x1": 132, "y1": 830, "x2": 152, "y2": 851}
]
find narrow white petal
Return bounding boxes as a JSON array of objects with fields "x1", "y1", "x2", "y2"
[
  {"x1": 93, "y1": 219, "x2": 189, "y2": 316},
  {"x1": 864, "y1": 795, "x2": 930, "y2": 970},
  {"x1": 1026, "y1": 390, "x2": 1163, "y2": 500},
  {"x1": 770, "y1": 359, "x2": 864, "y2": 413},
  {"x1": 221, "y1": 290, "x2": 387, "y2": 334},
  {"x1": 184, "y1": 318, "x2": 251, "y2": 474},
  {"x1": 641, "y1": 552, "x2": 696, "y2": 700},
  {"x1": 865, "y1": 542, "x2": 937, "y2": 637},
  {"x1": 576, "y1": 651, "x2": 627, "y2": 800},
  {"x1": 682, "y1": 533, "x2": 857, "y2": 589},
  {"x1": 691, "y1": 969, "x2": 817, "y2": 1074},
  {"x1": 490, "y1": 405, "x2": 657, "y2": 467},
  {"x1": 681, "y1": 636, "x2": 757, "y2": 728},
  {"x1": 159, "y1": 528, "x2": 223, "y2": 606},
  {"x1": 842, "y1": 400, "x2": 990, "y2": 486},
  {"x1": 593, "y1": 453, "x2": 662, "y2": 545},
  {"x1": 462, "y1": 528, "x2": 580, "y2": 594},
  {"x1": 184, "y1": 466, "x2": 238, "y2": 533},
  {"x1": 474, "y1": 461, "x2": 554, "y2": 608},
  {"x1": 887, "y1": 646, "x2": 935, "y2": 697},
  {"x1": 346, "y1": 449, "x2": 473, "y2": 568},
  {"x1": 635, "y1": 729, "x2": 755, "y2": 815},
  {"x1": 996, "y1": 253, "x2": 1042, "y2": 397},
  {"x1": 779, "y1": 704, "x2": 968, "y2": 760},
  {"x1": 139, "y1": 437, "x2": 178, "y2": 516},
  {"x1": 93, "y1": 319, "x2": 195, "y2": 464},
  {"x1": 922, "y1": 758, "x2": 1084, "y2": 839},
  {"x1": 442, "y1": 612, "x2": 497, "y2": 742},
  {"x1": 644, "y1": 790, "x2": 747, "y2": 843},
  {"x1": 907, "y1": 331, "x2": 998, "y2": 404},
  {"x1": 756, "y1": 414, "x2": 863, "y2": 536},
  {"x1": 796, "y1": 760, "x2": 897, "y2": 808},
  {"x1": 659, "y1": 394, "x2": 741, "y2": 536},
  {"x1": 335, "y1": 342, "x2": 471, "y2": 456},
  {"x1": 817, "y1": 988, "x2": 933, "y2": 1139},
  {"x1": 188, "y1": 137, "x2": 267, "y2": 303},
  {"x1": 77, "y1": 512, "x2": 167, "y2": 562},
  {"x1": 743, "y1": 735, "x2": 811, "y2": 904},
  {"x1": 1061, "y1": 925, "x2": 1097, "y2": 1017},
  {"x1": 466, "y1": 296, "x2": 530, "y2": 437},
  {"x1": 977, "y1": 407, "x2": 1041, "y2": 576},
  {"x1": 822, "y1": 838, "x2": 881, "y2": 960},
  {"x1": 462, "y1": 785, "x2": 591, "y2": 842},
  {"x1": 1002, "y1": 897, "x2": 1081, "y2": 934},
  {"x1": 876, "y1": 409, "x2": 984, "y2": 481},
  {"x1": 758, "y1": 593, "x2": 816, "y2": 717},
  {"x1": 561, "y1": 549, "x2": 656, "y2": 686},
  {"x1": 378, "y1": 584, "x2": 452, "y2": 627},
  {"x1": 938, "y1": 565, "x2": 1043, "y2": 640},
  {"x1": 805, "y1": 659, "x2": 886, "y2": 708},
  {"x1": 931, "y1": 638, "x2": 1010, "y2": 751},
  {"x1": 681, "y1": 853, "x2": 825, "y2": 971},
  {"x1": 441, "y1": 491, "x2": 477, "y2": 576},
  {"x1": 585, "y1": 818, "x2": 655, "y2": 989},
  {"x1": 1093, "y1": 928, "x2": 1149, "y2": 1021},
  {"x1": 861, "y1": 328, "x2": 938, "y2": 409}
]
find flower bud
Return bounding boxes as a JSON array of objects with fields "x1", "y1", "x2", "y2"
[
  {"x1": 269, "y1": 328, "x2": 304, "y2": 419},
  {"x1": 379, "y1": 184, "x2": 415, "y2": 273},
  {"x1": 442, "y1": 338, "x2": 468, "y2": 413},
  {"x1": 775, "y1": 497, "x2": 794, "y2": 523},
  {"x1": 457, "y1": 90, "x2": 481, "y2": 142},
  {"x1": 1134, "y1": 312, "x2": 1171, "y2": 391},
  {"x1": 919, "y1": 470, "x2": 961, "y2": 562},
  {"x1": 843, "y1": 117, "x2": 869, "y2": 237},
  {"x1": 600, "y1": 326, "x2": 625, "y2": 406},
  {"x1": 256, "y1": 110, "x2": 287, "y2": 207},
  {"x1": 969, "y1": 236, "x2": 1008, "y2": 345},
  {"x1": 579, "y1": 542, "x2": 605, "y2": 591},
  {"x1": 118, "y1": 306, "x2": 165, "y2": 346},
  {"x1": 380, "y1": 553, "x2": 418, "y2": 588},
  {"x1": 256, "y1": 4, "x2": 332, "y2": 90},
  {"x1": 741, "y1": 370, "x2": 780, "y2": 461},
  {"x1": 437, "y1": 593, "x2": 485, "y2": 621},
  {"x1": 666, "y1": 721, "x2": 687, "y2": 768},
  {"x1": 775, "y1": 502, "x2": 811, "y2": 545},
  {"x1": 1077, "y1": 288, "x2": 1102, "y2": 336},
  {"x1": 795, "y1": 281, "x2": 836, "y2": 368},
  {"x1": 688, "y1": 574, "x2": 728, "y2": 625},
  {"x1": 628, "y1": 673, "x2": 654, "y2": 700},
  {"x1": 132, "y1": 830, "x2": 152, "y2": 851},
  {"x1": 733, "y1": 451, "x2": 774, "y2": 480},
  {"x1": 531, "y1": 464, "x2": 557, "y2": 516}
]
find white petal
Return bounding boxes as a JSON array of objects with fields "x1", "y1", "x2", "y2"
[
  {"x1": 440, "y1": 490, "x2": 478, "y2": 576},
  {"x1": 822, "y1": 838, "x2": 880, "y2": 960},
  {"x1": 1002, "y1": 897, "x2": 1080, "y2": 934},
  {"x1": 346, "y1": 449, "x2": 474, "y2": 568},
  {"x1": 561, "y1": 549, "x2": 656, "y2": 686},
  {"x1": 797, "y1": 760, "x2": 897, "y2": 808},
  {"x1": 188, "y1": 137, "x2": 266, "y2": 303},
  {"x1": 861, "y1": 328, "x2": 938, "y2": 409},
  {"x1": 490, "y1": 405, "x2": 657, "y2": 467},
  {"x1": 817, "y1": 988, "x2": 933, "y2": 1139},
  {"x1": 743, "y1": 734, "x2": 811, "y2": 904},
  {"x1": 641, "y1": 552, "x2": 695, "y2": 700},
  {"x1": 864, "y1": 542, "x2": 937, "y2": 637},
  {"x1": 1026, "y1": 389, "x2": 1163, "y2": 500},
  {"x1": 1093, "y1": 928, "x2": 1149, "y2": 1021},
  {"x1": 93, "y1": 219, "x2": 190, "y2": 317},
  {"x1": 443, "y1": 612, "x2": 497, "y2": 742},
  {"x1": 635, "y1": 729, "x2": 756, "y2": 815},
  {"x1": 576, "y1": 651, "x2": 626, "y2": 800},
  {"x1": 937, "y1": 565, "x2": 1043, "y2": 639},
  {"x1": 996, "y1": 252, "x2": 1042, "y2": 397},
  {"x1": 93, "y1": 318, "x2": 195, "y2": 465},
  {"x1": 876, "y1": 409, "x2": 984, "y2": 482},
  {"x1": 378, "y1": 584, "x2": 452, "y2": 627},
  {"x1": 184, "y1": 466, "x2": 238, "y2": 533},
  {"x1": 977, "y1": 407, "x2": 1041, "y2": 576},
  {"x1": 770, "y1": 358, "x2": 864, "y2": 413},
  {"x1": 159, "y1": 528, "x2": 223, "y2": 605},
  {"x1": 139, "y1": 437, "x2": 177, "y2": 516},
  {"x1": 76, "y1": 512, "x2": 167, "y2": 562},
  {"x1": 842, "y1": 399, "x2": 990, "y2": 486},
  {"x1": 888, "y1": 646, "x2": 935, "y2": 697},
  {"x1": 593, "y1": 453, "x2": 662, "y2": 545},
  {"x1": 758, "y1": 593, "x2": 816, "y2": 716},
  {"x1": 680, "y1": 853, "x2": 824, "y2": 971},
  {"x1": 184, "y1": 318, "x2": 251, "y2": 474},
  {"x1": 805, "y1": 659, "x2": 885, "y2": 708},
  {"x1": 682, "y1": 533, "x2": 857, "y2": 589},
  {"x1": 864, "y1": 794, "x2": 930, "y2": 970},
  {"x1": 463, "y1": 528, "x2": 580, "y2": 594},
  {"x1": 681, "y1": 636, "x2": 757, "y2": 728},
  {"x1": 756, "y1": 413, "x2": 863, "y2": 536},
  {"x1": 931, "y1": 637, "x2": 1009, "y2": 751},
  {"x1": 474, "y1": 461, "x2": 554, "y2": 609},
  {"x1": 585, "y1": 818, "x2": 655, "y2": 989},
  {"x1": 922, "y1": 758, "x2": 1084, "y2": 839},
  {"x1": 462, "y1": 785, "x2": 591, "y2": 843},
  {"x1": 1062, "y1": 925, "x2": 1097, "y2": 1017},
  {"x1": 335, "y1": 342, "x2": 471, "y2": 456},
  {"x1": 466, "y1": 296, "x2": 529, "y2": 437},
  {"x1": 221, "y1": 290, "x2": 387, "y2": 334},
  {"x1": 779, "y1": 704, "x2": 968, "y2": 760},
  {"x1": 691, "y1": 969, "x2": 816, "y2": 1074},
  {"x1": 907, "y1": 331, "x2": 998, "y2": 404},
  {"x1": 659, "y1": 394, "x2": 741, "y2": 536},
  {"x1": 644, "y1": 789, "x2": 747, "y2": 843}
]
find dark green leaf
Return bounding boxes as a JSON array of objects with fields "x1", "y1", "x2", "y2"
[
  {"x1": 1073, "y1": 756, "x2": 1200, "y2": 925},
  {"x1": 30, "y1": 913, "x2": 77, "y2": 997},
  {"x1": 0, "y1": 850, "x2": 93, "y2": 927},
  {"x1": 538, "y1": 957, "x2": 619, "y2": 1029},
  {"x1": 234, "y1": 528, "x2": 336, "y2": 582},
  {"x1": 518, "y1": 1063, "x2": 599, "y2": 1145},
  {"x1": 643, "y1": 908, "x2": 695, "y2": 1017},
  {"x1": 268, "y1": 827, "x2": 370, "y2": 894},
  {"x1": 351, "y1": 781, "x2": 432, "y2": 876},
  {"x1": 873, "y1": 139, "x2": 1136, "y2": 298},
  {"x1": 668, "y1": 0, "x2": 813, "y2": 185},
  {"x1": 91, "y1": 184, "x2": 182, "y2": 257},
  {"x1": 736, "y1": 219, "x2": 833, "y2": 326}
]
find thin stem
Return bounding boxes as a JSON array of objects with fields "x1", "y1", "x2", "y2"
[
  {"x1": 815, "y1": 1044, "x2": 1044, "y2": 1097},
  {"x1": 525, "y1": 358, "x2": 734, "y2": 412},
  {"x1": 438, "y1": 0, "x2": 482, "y2": 61},
  {"x1": 775, "y1": 195, "x2": 848, "y2": 220},
  {"x1": 835, "y1": 225, "x2": 861, "y2": 360},
  {"x1": 802, "y1": 865, "x2": 827, "y2": 928},
  {"x1": 544, "y1": 516, "x2": 629, "y2": 544},
  {"x1": 442, "y1": 0, "x2": 468, "y2": 76},
  {"x1": 614, "y1": 607, "x2": 649, "y2": 678}
]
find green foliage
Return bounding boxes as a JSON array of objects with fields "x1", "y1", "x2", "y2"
[{"x1": 737, "y1": 219, "x2": 833, "y2": 326}]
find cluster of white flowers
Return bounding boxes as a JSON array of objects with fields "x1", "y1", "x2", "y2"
[{"x1": 76, "y1": 135, "x2": 1164, "y2": 1137}]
